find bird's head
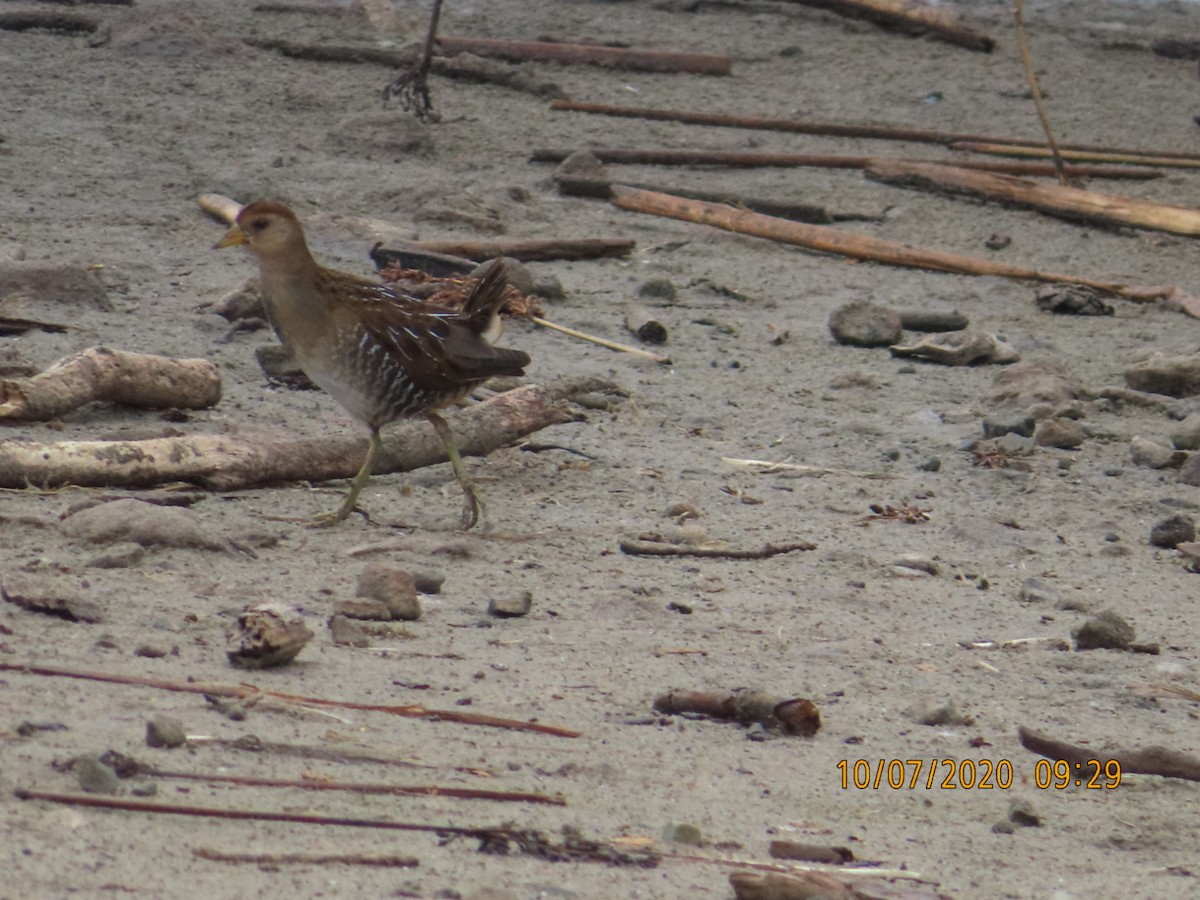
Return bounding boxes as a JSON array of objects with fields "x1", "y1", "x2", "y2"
[{"x1": 215, "y1": 200, "x2": 309, "y2": 261}]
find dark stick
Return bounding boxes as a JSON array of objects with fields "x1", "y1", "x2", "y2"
[
  {"x1": 194, "y1": 848, "x2": 419, "y2": 867},
  {"x1": 435, "y1": 35, "x2": 731, "y2": 76},
  {"x1": 148, "y1": 768, "x2": 566, "y2": 806},
  {"x1": 1018, "y1": 726, "x2": 1200, "y2": 782},
  {"x1": 381, "y1": 0, "x2": 443, "y2": 118},
  {"x1": 548, "y1": 100, "x2": 1200, "y2": 162},
  {"x1": 619, "y1": 539, "x2": 816, "y2": 559},
  {"x1": 0, "y1": 662, "x2": 581, "y2": 738},
  {"x1": 775, "y1": 0, "x2": 995, "y2": 52}
]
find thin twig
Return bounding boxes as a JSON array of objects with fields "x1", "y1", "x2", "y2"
[
  {"x1": 619, "y1": 538, "x2": 815, "y2": 559},
  {"x1": 532, "y1": 316, "x2": 671, "y2": 365},
  {"x1": 1013, "y1": 0, "x2": 1067, "y2": 184},
  {"x1": 194, "y1": 848, "x2": 418, "y2": 867},
  {"x1": 0, "y1": 662, "x2": 580, "y2": 738},
  {"x1": 722, "y1": 457, "x2": 895, "y2": 479},
  {"x1": 146, "y1": 768, "x2": 566, "y2": 806}
]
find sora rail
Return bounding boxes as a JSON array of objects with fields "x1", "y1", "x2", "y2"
[{"x1": 216, "y1": 200, "x2": 530, "y2": 527}]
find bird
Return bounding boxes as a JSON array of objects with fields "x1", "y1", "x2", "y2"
[{"x1": 215, "y1": 200, "x2": 530, "y2": 527}]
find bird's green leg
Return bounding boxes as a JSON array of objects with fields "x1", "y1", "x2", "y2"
[
  {"x1": 335, "y1": 427, "x2": 381, "y2": 521},
  {"x1": 426, "y1": 411, "x2": 485, "y2": 530}
]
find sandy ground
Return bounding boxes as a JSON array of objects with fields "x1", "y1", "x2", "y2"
[{"x1": 3, "y1": 0, "x2": 1200, "y2": 897}]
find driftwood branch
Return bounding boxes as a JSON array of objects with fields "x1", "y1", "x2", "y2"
[
  {"x1": 865, "y1": 159, "x2": 1200, "y2": 235},
  {"x1": 436, "y1": 35, "x2": 730, "y2": 75},
  {"x1": 608, "y1": 185, "x2": 1186, "y2": 304},
  {"x1": 654, "y1": 689, "x2": 821, "y2": 736},
  {"x1": 779, "y1": 0, "x2": 994, "y2": 52},
  {"x1": 549, "y1": 100, "x2": 1200, "y2": 163},
  {"x1": 0, "y1": 661, "x2": 582, "y2": 738},
  {"x1": 0, "y1": 376, "x2": 610, "y2": 490},
  {"x1": 1013, "y1": 0, "x2": 1067, "y2": 184},
  {"x1": 532, "y1": 147, "x2": 1160, "y2": 180},
  {"x1": 1018, "y1": 725, "x2": 1200, "y2": 782},
  {"x1": 0, "y1": 347, "x2": 221, "y2": 421}
]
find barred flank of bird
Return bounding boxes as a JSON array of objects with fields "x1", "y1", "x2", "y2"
[{"x1": 217, "y1": 200, "x2": 530, "y2": 527}]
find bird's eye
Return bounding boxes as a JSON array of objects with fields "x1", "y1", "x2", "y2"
[{"x1": 248, "y1": 218, "x2": 269, "y2": 233}]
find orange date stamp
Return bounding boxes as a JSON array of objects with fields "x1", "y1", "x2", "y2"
[{"x1": 837, "y1": 758, "x2": 1122, "y2": 791}]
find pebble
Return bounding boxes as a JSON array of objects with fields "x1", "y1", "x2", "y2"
[
  {"x1": 1150, "y1": 514, "x2": 1195, "y2": 549},
  {"x1": 328, "y1": 614, "x2": 371, "y2": 647},
  {"x1": 0, "y1": 260, "x2": 112, "y2": 311},
  {"x1": 982, "y1": 412, "x2": 1035, "y2": 439},
  {"x1": 1018, "y1": 577, "x2": 1058, "y2": 605},
  {"x1": 75, "y1": 755, "x2": 121, "y2": 794},
  {"x1": 917, "y1": 457, "x2": 942, "y2": 472},
  {"x1": 227, "y1": 603, "x2": 314, "y2": 669},
  {"x1": 1035, "y1": 418, "x2": 1086, "y2": 449},
  {"x1": 1129, "y1": 436, "x2": 1177, "y2": 469},
  {"x1": 1034, "y1": 285, "x2": 1113, "y2": 316},
  {"x1": 989, "y1": 359, "x2": 1084, "y2": 408},
  {"x1": 1171, "y1": 414, "x2": 1200, "y2": 450},
  {"x1": 333, "y1": 597, "x2": 393, "y2": 621},
  {"x1": 413, "y1": 570, "x2": 445, "y2": 594},
  {"x1": 638, "y1": 278, "x2": 677, "y2": 303},
  {"x1": 255, "y1": 344, "x2": 315, "y2": 389},
  {"x1": 1008, "y1": 799, "x2": 1042, "y2": 827},
  {"x1": 892, "y1": 555, "x2": 939, "y2": 576},
  {"x1": 85, "y1": 541, "x2": 146, "y2": 569},
  {"x1": 897, "y1": 309, "x2": 969, "y2": 332},
  {"x1": 146, "y1": 715, "x2": 187, "y2": 749},
  {"x1": 1177, "y1": 454, "x2": 1200, "y2": 486},
  {"x1": 62, "y1": 498, "x2": 228, "y2": 552},
  {"x1": 488, "y1": 590, "x2": 533, "y2": 618},
  {"x1": 134, "y1": 643, "x2": 169, "y2": 659},
  {"x1": 1073, "y1": 610, "x2": 1135, "y2": 650},
  {"x1": 662, "y1": 822, "x2": 704, "y2": 846},
  {"x1": 890, "y1": 330, "x2": 1019, "y2": 365},
  {"x1": 213, "y1": 277, "x2": 265, "y2": 321},
  {"x1": 356, "y1": 563, "x2": 422, "y2": 621},
  {"x1": 828, "y1": 301, "x2": 903, "y2": 347},
  {"x1": 996, "y1": 433, "x2": 1036, "y2": 456},
  {"x1": 1125, "y1": 353, "x2": 1200, "y2": 398},
  {"x1": 1, "y1": 574, "x2": 103, "y2": 623},
  {"x1": 912, "y1": 701, "x2": 972, "y2": 727}
]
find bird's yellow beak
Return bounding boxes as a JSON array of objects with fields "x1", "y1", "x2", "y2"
[{"x1": 214, "y1": 225, "x2": 247, "y2": 250}]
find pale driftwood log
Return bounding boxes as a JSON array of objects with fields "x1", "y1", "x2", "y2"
[
  {"x1": 0, "y1": 376, "x2": 610, "y2": 490},
  {"x1": 608, "y1": 185, "x2": 1186, "y2": 306},
  {"x1": 865, "y1": 159, "x2": 1200, "y2": 236},
  {"x1": 0, "y1": 347, "x2": 222, "y2": 421}
]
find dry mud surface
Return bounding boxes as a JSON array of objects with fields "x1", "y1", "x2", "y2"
[{"x1": 2, "y1": 1, "x2": 1200, "y2": 897}]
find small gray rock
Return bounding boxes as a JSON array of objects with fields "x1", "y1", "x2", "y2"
[
  {"x1": 1036, "y1": 418, "x2": 1085, "y2": 450},
  {"x1": 1, "y1": 574, "x2": 103, "y2": 623},
  {"x1": 146, "y1": 715, "x2": 187, "y2": 749},
  {"x1": 1125, "y1": 353, "x2": 1200, "y2": 398},
  {"x1": 912, "y1": 701, "x2": 972, "y2": 727},
  {"x1": 134, "y1": 643, "x2": 169, "y2": 659},
  {"x1": 982, "y1": 412, "x2": 1036, "y2": 439},
  {"x1": 996, "y1": 433, "x2": 1036, "y2": 456},
  {"x1": 638, "y1": 278, "x2": 677, "y2": 303},
  {"x1": 333, "y1": 597, "x2": 392, "y2": 621},
  {"x1": 1073, "y1": 610, "x2": 1135, "y2": 650},
  {"x1": 1150, "y1": 514, "x2": 1195, "y2": 549},
  {"x1": 829, "y1": 301, "x2": 903, "y2": 347},
  {"x1": 62, "y1": 499, "x2": 228, "y2": 552},
  {"x1": 1008, "y1": 799, "x2": 1041, "y2": 827},
  {"x1": 412, "y1": 571, "x2": 445, "y2": 594},
  {"x1": 1178, "y1": 453, "x2": 1200, "y2": 486},
  {"x1": 1130, "y1": 436, "x2": 1177, "y2": 469},
  {"x1": 1018, "y1": 577, "x2": 1057, "y2": 605},
  {"x1": 487, "y1": 589, "x2": 533, "y2": 618},
  {"x1": 85, "y1": 541, "x2": 146, "y2": 569},
  {"x1": 662, "y1": 822, "x2": 703, "y2": 846},
  {"x1": 356, "y1": 563, "x2": 421, "y2": 621},
  {"x1": 1172, "y1": 414, "x2": 1200, "y2": 450},
  {"x1": 76, "y1": 756, "x2": 121, "y2": 794}
]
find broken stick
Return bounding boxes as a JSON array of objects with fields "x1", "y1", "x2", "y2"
[
  {"x1": 0, "y1": 375, "x2": 610, "y2": 490},
  {"x1": 411, "y1": 237, "x2": 635, "y2": 262},
  {"x1": 1018, "y1": 725, "x2": 1200, "y2": 782},
  {"x1": 865, "y1": 159, "x2": 1200, "y2": 236},
  {"x1": 0, "y1": 347, "x2": 221, "y2": 421},
  {"x1": 654, "y1": 689, "x2": 821, "y2": 736},
  {"x1": 778, "y1": 0, "x2": 994, "y2": 52},
  {"x1": 620, "y1": 536, "x2": 815, "y2": 559},
  {"x1": 608, "y1": 185, "x2": 1185, "y2": 305}
]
